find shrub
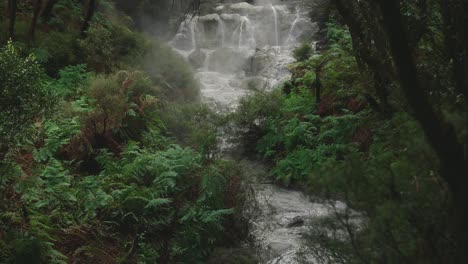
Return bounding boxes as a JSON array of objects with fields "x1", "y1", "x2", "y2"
[
  {"x1": 79, "y1": 23, "x2": 115, "y2": 73},
  {"x1": 160, "y1": 103, "x2": 223, "y2": 159},
  {"x1": 230, "y1": 89, "x2": 284, "y2": 154},
  {"x1": 143, "y1": 41, "x2": 200, "y2": 101},
  {"x1": 61, "y1": 71, "x2": 160, "y2": 165},
  {"x1": 0, "y1": 41, "x2": 57, "y2": 143},
  {"x1": 293, "y1": 43, "x2": 313, "y2": 61},
  {"x1": 36, "y1": 31, "x2": 81, "y2": 75},
  {"x1": 51, "y1": 64, "x2": 93, "y2": 100},
  {"x1": 79, "y1": 21, "x2": 148, "y2": 73}
]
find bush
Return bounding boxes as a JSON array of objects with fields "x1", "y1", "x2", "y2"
[
  {"x1": 160, "y1": 103, "x2": 223, "y2": 159},
  {"x1": 60, "y1": 71, "x2": 161, "y2": 165},
  {"x1": 143, "y1": 41, "x2": 200, "y2": 101},
  {"x1": 51, "y1": 64, "x2": 93, "y2": 100},
  {"x1": 0, "y1": 41, "x2": 57, "y2": 143},
  {"x1": 36, "y1": 31, "x2": 81, "y2": 75},
  {"x1": 293, "y1": 43, "x2": 313, "y2": 61},
  {"x1": 230, "y1": 89, "x2": 284, "y2": 154}
]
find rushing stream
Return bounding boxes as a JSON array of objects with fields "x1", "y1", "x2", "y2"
[{"x1": 169, "y1": 1, "x2": 343, "y2": 263}]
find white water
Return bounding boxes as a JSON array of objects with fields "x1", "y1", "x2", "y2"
[
  {"x1": 271, "y1": 4, "x2": 279, "y2": 46},
  {"x1": 189, "y1": 20, "x2": 197, "y2": 50},
  {"x1": 286, "y1": 8, "x2": 300, "y2": 45},
  {"x1": 203, "y1": 49, "x2": 214, "y2": 71},
  {"x1": 239, "y1": 16, "x2": 246, "y2": 48},
  {"x1": 218, "y1": 18, "x2": 226, "y2": 47}
]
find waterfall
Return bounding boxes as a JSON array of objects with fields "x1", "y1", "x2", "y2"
[
  {"x1": 189, "y1": 20, "x2": 197, "y2": 50},
  {"x1": 239, "y1": 17, "x2": 246, "y2": 48},
  {"x1": 246, "y1": 18, "x2": 256, "y2": 48},
  {"x1": 217, "y1": 18, "x2": 226, "y2": 47},
  {"x1": 170, "y1": 1, "x2": 316, "y2": 106},
  {"x1": 271, "y1": 4, "x2": 279, "y2": 46},
  {"x1": 286, "y1": 9, "x2": 300, "y2": 45},
  {"x1": 203, "y1": 50, "x2": 214, "y2": 71}
]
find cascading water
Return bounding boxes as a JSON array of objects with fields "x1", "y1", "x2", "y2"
[
  {"x1": 218, "y1": 18, "x2": 226, "y2": 47},
  {"x1": 285, "y1": 8, "x2": 300, "y2": 45},
  {"x1": 238, "y1": 17, "x2": 246, "y2": 48},
  {"x1": 170, "y1": 1, "x2": 319, "y2": 106},
  {"x1": 271, "y1": 4, "x2": 279, "y2": 46},
  {"x1": 170, "y1": 2, "x2": 329, "y2": 263},
  {"x1": 189, "y1": 21, "x2": 197, "y2": 50}
]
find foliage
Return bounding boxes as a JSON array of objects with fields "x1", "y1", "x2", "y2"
[
  {"x1": 231, "y1": 14, "x2": 459, "y2": 261},
  {"x1": 143, "y1": 41, "x2": 200, "y2": 101},
  {"x1": 79, "y1": 21, "x2": 146, "y2": 73},
  {"x1": 256, "y1": 88, "x2": 362, "y2": 185},
  {"x1": 293, "y1": 42, "x2": 313, "y2": 61},
  {"x1": 304, "y1": 113, "x2": 453, "y2": 263},
  {"x1": 230, "y1": 89, "x2": 284, "y2": 153},
  {"x1": 160, "y1": 103, "x2": 224, "y2": 159},
  {"x1": 51, "y1": 64, "x2": 92, "y2": 100},
  {"x1": 35, "y1": 31, "x2": 81, "y2": 75},
  {"x1": 0, "y1": 41, "x2": 57, "y2": 144}
]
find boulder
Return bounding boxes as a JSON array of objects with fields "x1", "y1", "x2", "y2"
[
  {"x1": 241, "y1": 77, "x2": 268, "y2": 91},
  {"x1": 198, "y1": 13, "x2": 221, "y2": 22},
  {"x1": 208, "y1": 47, "x2": 254, "y2": 73},
  {"x1": 286, "y1": 216, "x2": 305, "y2": 228},
  {"x1": 188, "y1": 49, "x2": 206, "y2": 69},
  {"x1": 267, "y1": 242, "x2": 293, "y2": 258}
]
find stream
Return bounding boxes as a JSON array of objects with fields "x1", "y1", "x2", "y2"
[{"x1": 170, "y1": 1, "x2": 341, "y2": 263}]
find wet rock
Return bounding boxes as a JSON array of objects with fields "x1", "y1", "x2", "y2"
[
  {"x1": 171, "y1": 30, "x2": 194, "y2": 51},
  {"x1": 250, "y1": 47, "x2": 275, "y2": 75},
  {"x1": 286, "y1": 216, "x2": 305, "y2": 228},
  {"x1": 188, "y1": 49, "x2": 206, "y2": 69},
  {"x1": 208, "y1": 48, "x2": 254, "y2": 73},
  {"x1": 268, "y1": 242, "x2": 293, "y2": 258},
  {"x1": 220, "y1": 13, "x2": 241, "y2": 22},
  {"x1": 241, "y1": 77, "x2": 268, "y2": 91},
  {"x1": 198, "y1": 14, "x2": 221, "y2": 22},
  {"x1": 229, "y1": 2, "x2": 260, "y2": 16},
  {"x1": 228, "y1": 79, "x2": 242, "y2": 88}
]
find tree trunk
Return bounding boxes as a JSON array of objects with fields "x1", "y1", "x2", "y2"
[
  {"x1": 40, "y1": 0, "x2": 58, "y2": 23},
  {"x1": 28, "y1": 0, "x2": 43, "y2": 42},
  {"x1": 81, "y1": 0, "x2": 97, "y2": 36},
  {"x1": 7, "y1": 0, "x2": 17, "y2": 40},
  {"x1": 333, "y1": 0, "x2": 394, "y2": 116},
  {"x1": 377, "y1": 1, "x2": 468, "y2": 263}
]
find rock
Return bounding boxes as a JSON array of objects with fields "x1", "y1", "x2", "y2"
[
  {"x1": 268, "y1": 242, "x2": 293, "y2": 258},
  {"x1": 286, "y1": 216, "x2": 305, "y2": 228},
  {"x1": 220, "y1": 13, "x2": 241, "y2": 22},
  {"x1": 214, "y1": 5, "x2": 225, "y2": 12},
  {"x1": 229, "y1": 79, "x2": 242, "y2": 88},
  {"x1": 230, "y1": 2, "x2": 255, "y2": 15},
  {"x1": 235, "y1": 71, "x2": 246, "y2": 79},
  {"x1": 198, "y1": 14, "x2": 220, "y2": 22},
  {"x1": 250, "y1": 47, "x2": 275, "y2": 75},
  {"x1": 208, "y1": 48, "x2": 254, "y2": 73},
  {"x1": 188, "y1": 49, "x2": 206, "y2": 69},
  {"x1": 197, "y1": 15, "x2": 224, "y2": 48},
  {"x1": 241, "y1": 77, "x2": 268, "y2": 91}
]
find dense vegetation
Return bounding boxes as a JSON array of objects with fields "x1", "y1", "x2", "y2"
[
  {"x1": 232, "y1": 1, "x2": 467, "y2": 263},
  {"x1": 0, "y1": 0, "x2": 254, "y2": 263},
  {"x1": 1, "y1": 0, "x2": 467, "y2": 263}
]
